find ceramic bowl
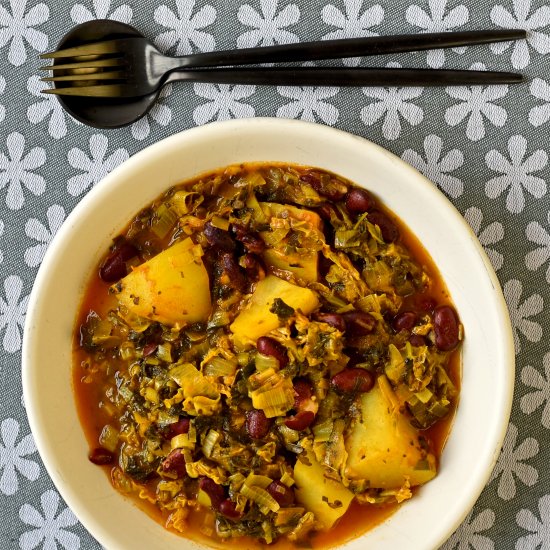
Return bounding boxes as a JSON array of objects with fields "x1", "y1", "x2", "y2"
[{"x1": 22, "y1": 118, "x2": 514, "y2": 550}]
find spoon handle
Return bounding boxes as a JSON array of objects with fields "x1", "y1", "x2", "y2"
[
  {"x1": 176, "y1": 29, "x2": 526, "y2": 69},
  {"x1": 165, "y1": 67, "x2": 522, "y2": 87}
]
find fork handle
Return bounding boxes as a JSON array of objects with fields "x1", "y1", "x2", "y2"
[
  {"x1": 176, "y1": 29, "x2": 526, "y2": 68},
  {"x1": 165, "y1": 67, "x2": 522, "y2": 87}
]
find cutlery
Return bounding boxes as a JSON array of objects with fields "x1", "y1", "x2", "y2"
[{"x1": 39, "y1": 20, "x2": 526, "y2": 128}]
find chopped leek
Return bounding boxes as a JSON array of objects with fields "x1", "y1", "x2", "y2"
[
  {"x1": 241, "y1": 484, "x2": 280, "y2": 513},
  {"x1": 255, "y1": 352, "x2": 280, "y2": 372},
  {"x1": 203, "y1": 356, "x2": 237, "y2": 378},
  {"x1": 151, "y1": 203, "x2": 178, "y2": 239},
  {"x1": 99, "y1": 424, "x2": 119, "y2": 452}
]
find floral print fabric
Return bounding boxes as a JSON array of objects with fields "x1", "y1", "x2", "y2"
[{"x1": 0, "y1": 0, "x2": 548, "y2": 548}]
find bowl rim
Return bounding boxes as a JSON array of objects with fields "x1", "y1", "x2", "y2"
[{"x1": 22, "y1": 117, "x2": 515, "y2": 550}]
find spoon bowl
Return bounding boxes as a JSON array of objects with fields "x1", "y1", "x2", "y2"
[{"x1": 52, "y1": 20, "x2": 161, "y2": 128}]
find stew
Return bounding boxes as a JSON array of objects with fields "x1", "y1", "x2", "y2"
[{"x1": 73, "y1": 163, "x2": 462, "y2": 548}]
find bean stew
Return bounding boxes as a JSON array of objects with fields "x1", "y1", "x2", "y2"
[{"x1": 73, "y1": 163, "x2": 462, "y2": 548}]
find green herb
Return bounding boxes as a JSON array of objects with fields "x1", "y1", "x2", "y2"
[{"x1": 269, "y1": 298, "x2": 295, "y2": 320}]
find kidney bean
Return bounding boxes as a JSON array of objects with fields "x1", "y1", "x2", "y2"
[
  {"x1": 292, "y1": 379, "x2": 312, "y2": 410},
  {"x1": 300, "y1": 173, "x2": 347, "y2": 201},
  {"x1": 266, "y1": 480, "x2": 295, "y2": 507},
  {"x1": 316, "y1": 203, "x2": 337, "y2": 221},
  {"x1": 345, "y1": 188, "x2": 375, "y2": 214},
  {"x1": 221, "y1": 252, "x2": 246, "y2": 291},
  {"x1": 240, "y1": 253, "x2": 265, "y2": 282},
  {"x1": 368, "y1": 211, "x2": 399, "y2": 243},
  {"x1": 88, "y1": 447, "x2": 115, "y2": 465},
  {"x1": 246, "y1": 409, "x2": 272, "y2": 439},
  {"x1": 163, "y1": 417, "x2": 190, "y2": 440},
  {"x1": 331, "y1": 368, "x2": 374, "y2": 394},
  {"x1": 256, "y1": 336, "x2": 288, "y2": 368},
  {"x1": 199, "y1": 477, "x2": 226, "y2": 509},
  {"x1": 160, "y1": 448, "x2": 187, "y2": 477},
  {"x1": 409, "y1": 334, "x2": 427, "y2": 347},
  {"x1": 433, "y1": 305, "x2": 460, "y2": 351},
  {"x1": 218, "y1": 498, "x2": 242, "y2": 520},
  {"x1": 285, "y1": 410, "x2": 315, "y2": 431},
  {"x1": 99, "y1": 242, "x2": 139, "y2": 282},
  {"x1": 314, "y1": 312, "x2": 346, "y2": 332},
  {"x1": 392, "y1": 311, "x2": 417, "y2": 332},
  {"x1": 342, "y1": 311, "x2": 376, "y2": 336},
  {"x1": 142, "y1": 342, "x2": 158, "y2": 357},
  {"x1": 204, "y1": 222, "x2": 235, "y2": 251},
  {"x1": 231, "y1": 224, "x2": 265, "y2": 254}
]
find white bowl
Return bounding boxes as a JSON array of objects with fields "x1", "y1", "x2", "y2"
[{"x1": 22, "y1": 118, "x2": 514, "y2": 550}]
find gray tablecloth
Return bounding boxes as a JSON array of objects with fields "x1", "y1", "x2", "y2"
[{"x1": 1, "y1": 0, "x2": 548, "y2": 548}]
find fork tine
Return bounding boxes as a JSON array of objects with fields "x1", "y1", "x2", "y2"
[
  {"x1": 41, "y1": 71, "x2": 125, "y2": 83},
  {"x1": 40, "y1": 58, "x2": 124, "y2": 71},
  {"x1": 41, "y1": 84, "x2": 125, "y2": 97},
  {"x1": 40, "y1": 39, "x2": 122, "y2": 59}
]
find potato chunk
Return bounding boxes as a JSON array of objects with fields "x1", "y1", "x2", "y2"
[
  {"x1": 112, "y1": 238, "x2": 211, "y2": 326},
  {"x1": 345, "y1": 376, "x2": 437, "y2": 489},
  {"x1": 294, "y1": 449, "x2": 354, "y2": 529},
  {"x1": 259, "y1": 203, "x2": 323, "y2": 283},
  {"x1": 230, "y1": 275, "x2": 319, "y2": 349}
]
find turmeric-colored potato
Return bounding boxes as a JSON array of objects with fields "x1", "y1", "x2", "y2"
[
  {"x1": 230, "y1": 275, "x2": 319, "y2": 349},
  {"x1": 111, "y1": 238, "x2": 211, "y2": 326},
  {"x1": 259, "y1": 203, "x2": 323, "y2": 283},
  {"x1": 345, "y1": 376, "x2": 437, "y2": 489},
  {"x1": 294, "y1": 449, "x2": 354, "y2": 529}
]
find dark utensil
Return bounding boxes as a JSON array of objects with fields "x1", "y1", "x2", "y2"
[{"x1": 40, "y1": 20, "x2": 526, "y2": 128}]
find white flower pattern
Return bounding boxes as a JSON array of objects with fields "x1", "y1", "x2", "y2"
[
  {"x1": 67, "y1": 134, "x2": 129, "y2": 197},
  {"x1": 401, "y1": 134, "x2": 464, "y2": 198},
  {"x1": 440, "y1": 508, "x2": 495, "y2": 550},
  {"x1": 0, "y1": 0, "x2": 49, "y2": 67},
  {"x1": 70, "y1": 0, "x2": 132, "y2": 23},
  {"x1": 406, "y1": 0, "x2": 469, "y2": 68},
  {"x1": 276, "y1": 85, "x2": 339, "y2": 124},
  {"x1": 516, "y1": 494, "x2": 550, "y2": 550},
  {"x1": 490, "y1": 0, "x2": 550, "y2": 69},
  {"x1": 0, "y1": 220, "x2": 4, "y2": 264},
  {"x1": 521, "y1": 352, "x2": 550, "y2": 430},
  {"x1": 193, "y1": 84, "x2": 255, "y2": 124},
  {"x1": 0, "y1": 75, "x2": 5, "y2": 123},
  {"x1": 26, "y1": 76, "x2": 79, "y2": 140},
  {"x1": 321, "y1": 0, "x2": 384, "y2": 67},
  {"x1": 0, "y1": 275, "x2": 28, "y2": 353},
  {"x1": 0, "y1": 132, "x2": 46, "y2": 210},
  {"x1": 525, "y1": 211, "x2": 550, "y2": 283},
  {"x1": 0, "y1": 418, "x2": 40, "y2": 496},
  {"x1": 237, "y1": 0, "x2": 299, "y2": 48},
  {"x1": 488, "y1": 423, "x2": 538, "y2": 501},
  {"x1": 24, "y1": 205, "x2": 66, "y2": 268},
  {"x1": 445, "y1": 63, "x2": 508, "y2": 141},
  {"x1": 463, "y1": 206, "x2": 504, "y2": 271},
  {"x1": 485, "y1": 135, "x2": 547, "y2": 214},
  {"x1": 360, "y1": 64, "x2": 423, "y2": 140},
  {"x1": 19, "y1": 490, "x2": 80, "y2": 550},
  {"x1": 503, "y1": 279, "x2": 543, "y2": 355},
  {"x1": 529, "y1": 78, "x2": 550, "y2": 128},
  {"x1": 154, "y1": 0, "x2": 216, "y2": 55},
  {"x1": 130, "y1": 85, "x2": 173, "y2": 140}
]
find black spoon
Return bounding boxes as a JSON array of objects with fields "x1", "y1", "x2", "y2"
[{"x1": 48, "y1": 20, "x2": 149, "y2": 129}]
